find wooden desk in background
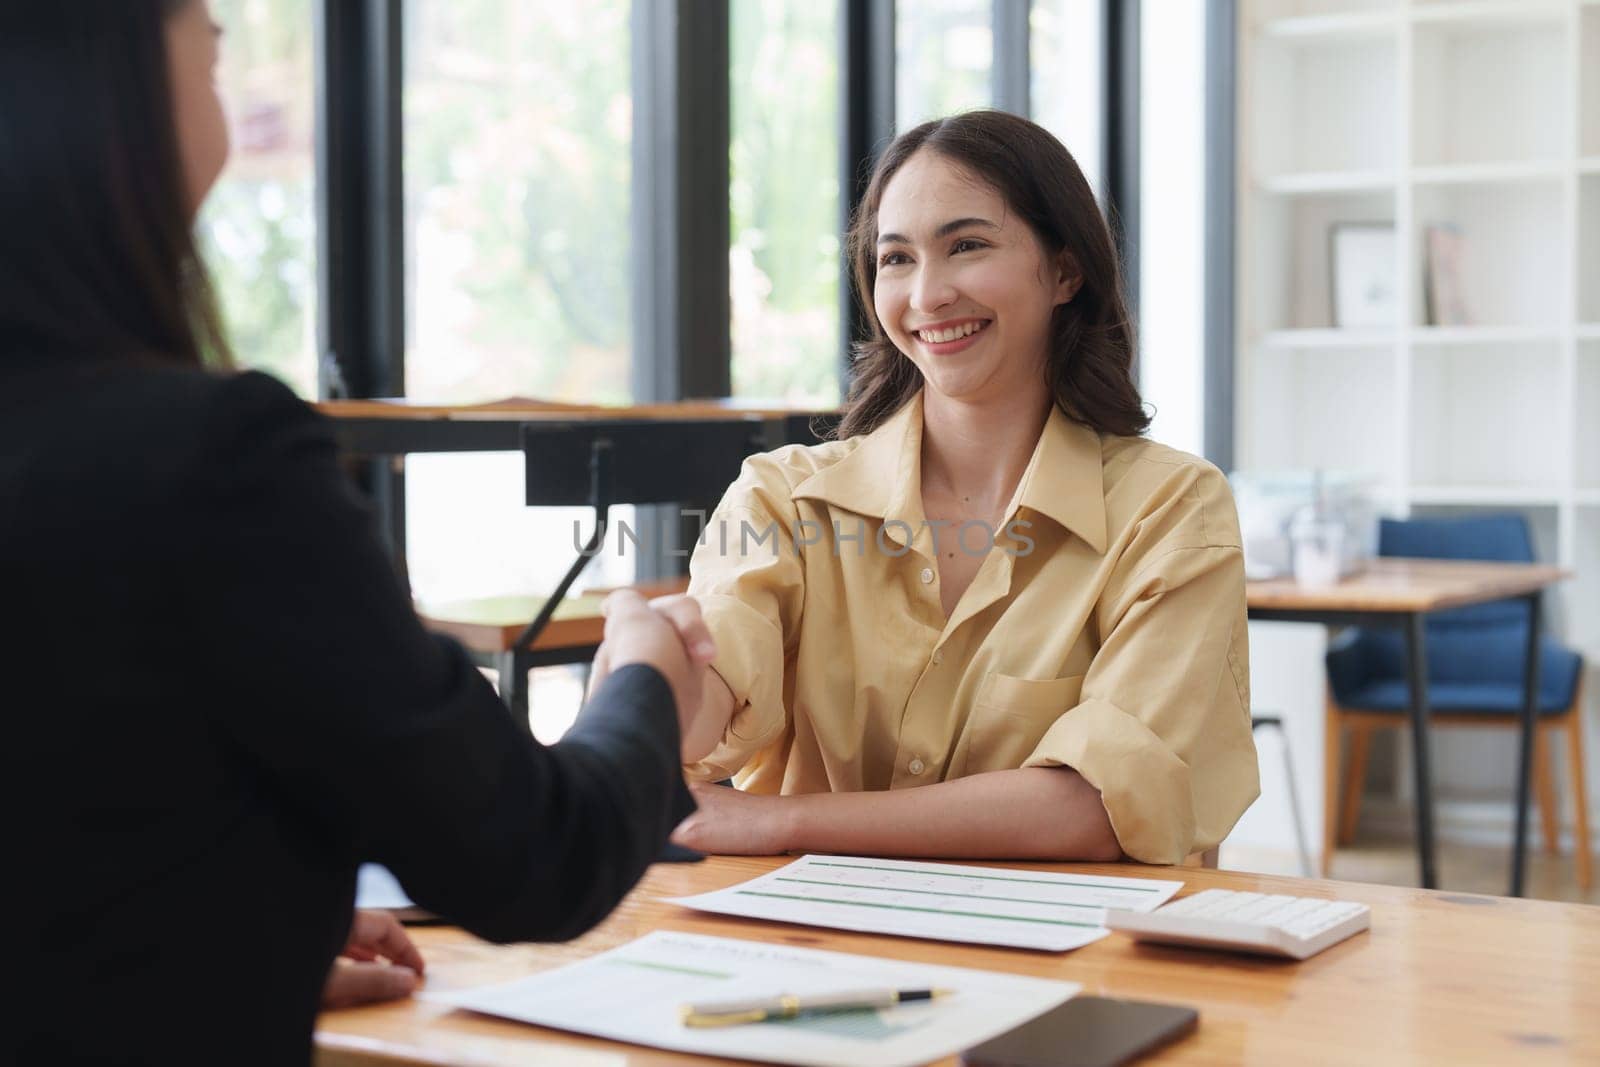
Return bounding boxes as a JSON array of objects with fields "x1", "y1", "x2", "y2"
[
  {"x1": 316, "y1": 396, "x2": 832, "y2": 457},
  {"x1": 1246, "y1": 558, "x2": 1572, "y2": 896},
  {"x1": 315, "y1": 855, "x2": 1600, "y2": 1067}
]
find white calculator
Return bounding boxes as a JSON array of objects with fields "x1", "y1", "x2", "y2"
[{"x1": 1104, "y1": 888, "x2": 1370, "y2": 960}]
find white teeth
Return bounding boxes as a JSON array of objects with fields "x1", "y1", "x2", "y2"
[{"x1": 918, "y1": 321, "x2": 984, "y2": 343}]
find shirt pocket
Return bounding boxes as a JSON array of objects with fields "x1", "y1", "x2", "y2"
[{"x1": 951, "y1": 672, "x2": 1086, "y2": 778}]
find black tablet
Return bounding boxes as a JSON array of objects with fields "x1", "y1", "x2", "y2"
[{"x1": 961, "y1": 995, "x2": 1198, "y2": 1067}]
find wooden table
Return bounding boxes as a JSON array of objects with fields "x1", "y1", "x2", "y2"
[
  {"x1": 317, "y1": 397, "x2": 834, "y2": 456},
  {"x1": 315, "y1": 855, "x2": 1600, "y2": 1066},
  {"x1": 1246, "y1": 558, "x2": 1571, "y2": 896}
]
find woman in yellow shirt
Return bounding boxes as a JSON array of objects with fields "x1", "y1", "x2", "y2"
[{"x1": 674, "y1": 110, "x2": 1258, "y2": 865}]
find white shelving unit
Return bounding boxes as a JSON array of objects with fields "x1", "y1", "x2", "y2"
[{"x1": 1234, "y1": 0, "x2": 1600, "y2": 863}]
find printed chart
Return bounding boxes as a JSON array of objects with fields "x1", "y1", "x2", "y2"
[{"x1": 668, "y1": 855, "x2": 1184, "y2": 951}]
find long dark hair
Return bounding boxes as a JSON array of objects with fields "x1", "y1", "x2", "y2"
[
  {"x1": 0, "y1": 1, "x2": 229, "y2": 367},
  {"x1": 838, "y1": 110, "x2": 1146, "y2": 439}
]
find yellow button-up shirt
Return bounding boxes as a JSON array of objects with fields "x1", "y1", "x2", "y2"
[{"x1": 685, "y1": 393, "x2": 1258, "y2": 864}]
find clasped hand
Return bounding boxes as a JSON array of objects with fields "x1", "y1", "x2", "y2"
[
  {"x1": 321, "y1": 909, "x2": 426, "y2": 1010},
  {"x1": 591, "y1": 589, "x2": 790, "y2": 853},
  {"x1": 588, "y1": 589, "x2": 720, "y2": 761}
]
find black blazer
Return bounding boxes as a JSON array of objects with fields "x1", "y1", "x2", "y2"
[{"x1": 3, "y1": 354, "x2": 693, "y2": 1065}]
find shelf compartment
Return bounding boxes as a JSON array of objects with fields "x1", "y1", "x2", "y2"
[
  {"x1": 1584, "y1": 6, "x2": 1600, "y2": 157},
  {"x1": 1260, "y1": 327, "x2": 1397, "y2": 349},
  {"x1": 1584, "y1": 177, "x2": 1600, "y2": 325},
  {"x1": 1572, "y1": 506, "x2": 1600, "y2": 662},
  {"x1": 1251, "y1": 0, "x2": 1398, "y2": 24},
  {"x1": 1580, "y1": 344, "x2": 1600, "y2": 490},
  {"x1": 1410, "y1": 2, "x2": 1568, "y2": 24},
  {"x1": 1243, "y1": 344, "x2": 1398, "y2": 483},
  {"x1": 1249, "y1": 189, "x2": 1396, "y2": 332},
  {"x1": 1256, "y1": 170, "x2": 1396, "y2": 196},
  {"x1": 1410, "y1": 161, "x2": 1566, "y2": 186},
  {"x1": 1409, "y1": 325, "x2": 1560, "y2": 346},
  {"x1": 1411, "y1": 15, "x2": 1569, "y2": 168},
  {"x1": 1408, "y1": 342, "x2": 1564, "y2": 490},
  {"x1": 1251, "y1": 32, "x2": 1398, "y2": 179},
  {"x1": 1411, "y1": 179, "x2": 1563, "y2": 328},
  {"x1": 1257, "y1": 10, "x2": 1400, "y2": 41},
  {"x1": 1406, "y1": 486, "x2": 1565, "y2": 506}
]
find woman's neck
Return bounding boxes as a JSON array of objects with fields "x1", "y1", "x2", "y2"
[{"x1": 919, "y1": 386, "x2": 1052, "y2": 510}]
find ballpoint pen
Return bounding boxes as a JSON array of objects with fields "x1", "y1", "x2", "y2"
[{"x1": 680, "y1": 987, "x2": 953, "y2": 1028}]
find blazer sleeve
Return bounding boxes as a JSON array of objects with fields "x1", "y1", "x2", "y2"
[{"x1": 172, "y1": 372, "x2": 693, "y2": 943}]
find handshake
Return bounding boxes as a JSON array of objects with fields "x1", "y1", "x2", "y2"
[{"x1": 588, "y1": 589, "x2": 732, "y2": 763}]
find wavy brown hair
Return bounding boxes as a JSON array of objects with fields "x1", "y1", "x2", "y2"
[
  {"x1": 0, "y1": 0, "x2": 230, "y2": 368},
  {"x1": 836, "y1": 110, "x2": 1146, "y2": 440}
]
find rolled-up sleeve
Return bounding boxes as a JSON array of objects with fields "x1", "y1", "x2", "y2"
[
  {"x1": 684, "y1": 466, "x2": 808, "y2": 780},
  {"x1": 1022, "y1": 474, "x2": 1259, "y2": 864}
]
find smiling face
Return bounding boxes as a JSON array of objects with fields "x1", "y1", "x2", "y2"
[{"x1": 872, "y1": 148, "x2": 1080, "y2": 409}]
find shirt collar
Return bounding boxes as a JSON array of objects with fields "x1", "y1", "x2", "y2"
[
  {"x1": 794, "y1": 392, "x2": 1108, "y2": 554},
  {"x1": 1017, "y1": 404, "x2": 1108, "y2": 554}
]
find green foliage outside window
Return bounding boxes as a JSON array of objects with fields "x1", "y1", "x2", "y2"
[
  {"x1": 404, "y1": 0, "x2": 632, "y2": 403},
  {"x1": 730, "y1": 0, "x2": 843, "y2": 405}
]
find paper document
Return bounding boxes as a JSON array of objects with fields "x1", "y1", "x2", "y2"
[
  {"x1": 355, "y1": 864, "x2": 413, "y2": 910},
  {"x1": 668, "y1": 855, "x2": 1184, "y2": 951},
  {"x1": 424, "y1": 930, "x2": 1078, "y2": 1067},
  {"x1": 355, "y1": 863, "x2": 435, "y2": 922}
]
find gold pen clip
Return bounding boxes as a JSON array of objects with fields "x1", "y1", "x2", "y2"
[{"x1": 680, "y1": 1006, "x2": 770, "y2": 1028}]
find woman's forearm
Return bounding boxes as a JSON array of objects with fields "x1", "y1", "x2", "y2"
[
  {"x1": 781, "y1": 767, "x2": 1122, "y2": 862},
  {"x1": 679, "y1": 664, "x2": 737, "y2": 763}
]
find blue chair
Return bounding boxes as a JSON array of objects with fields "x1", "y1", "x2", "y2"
[{"x1": 1324, "y1": 515, "x2": 1590, "y2": 888}]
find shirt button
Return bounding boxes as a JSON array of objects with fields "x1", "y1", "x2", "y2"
[
  {"x1": 931, "y1": 648, "x2": 944, "y2": 665},
  {"x1": 908, "y1": 757, "x2": 926, "y2": 775},
  {"x1": 919, "y1": 567, "x2": 935, "y2": 584}
]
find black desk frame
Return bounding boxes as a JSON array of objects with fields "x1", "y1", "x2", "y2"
[{"x1": 330, "y1": 412, "x2": 827, "y2": 573}]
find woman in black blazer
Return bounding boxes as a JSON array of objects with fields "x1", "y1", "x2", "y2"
[{"x1": 1, "y1": 3, "x2": 710, "y2": 1063}]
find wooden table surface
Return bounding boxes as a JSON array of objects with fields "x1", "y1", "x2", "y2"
[
  {"x1": 1245, "y1": 557, "x2": 1571, "y2": 614},
  {"x1": 315, "y1": 856, "x2": 1600, "y2": 1067},
  {"x1": 414, "y1": 579, "x2": 693, "y2": 653},
  {"x1": 315, "y1": 397, "x2": 831, "y2": 423}
]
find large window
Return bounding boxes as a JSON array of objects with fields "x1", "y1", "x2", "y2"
[
  {"x1": 200, "y1": 0, "x2": 318, "y2": 397},
  {"x1": 896, "y1": 0, "x2": 994, "y2": 129},
  {"x1": 730, "y1": 0, "x2": 843, "y2": 404},
  {"x1": 1030, "y1": 0, "x2": 1104, "y2": 200},
  {"x1": 403, "y1": 0, "x2": 632, "y2": 404},
  {"x1": 402, "y1": 0, "x2": 636, "y2": 606},
  {"x1": 1140, "y1": 0, "x2": 1207, "y2": 456}
]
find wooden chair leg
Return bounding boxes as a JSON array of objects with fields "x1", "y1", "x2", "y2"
[
  {"x1": 1534, "y1": 723, "x2": 1560, "y2": 855},
  {"x1": 1322, "y1": 696, "x2": 1342, "y2": 877},
  {"x1": 1337, "y1": 723, "x2": 1372, "y2": 846},
  {"x1": 1565, "y1": 684, "x2": 1591, "y2": 891}
]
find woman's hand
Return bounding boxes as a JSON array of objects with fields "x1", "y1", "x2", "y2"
[
  {"x1": 589, "y1": 591, "x2": 719, "y2": 753},
  {"x1": 670, "y1": 781, "x2": 795, "y2": 855},
  {"x1": 321, "y1": 909, "x2": 426, "y2": 1010}
]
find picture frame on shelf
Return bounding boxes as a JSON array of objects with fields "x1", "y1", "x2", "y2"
[
  {"x1": 1423, "y1": 223, "x2": 1471, "y2": 327},
  {"x1": 1329, "y1": 222, "x2": 1397, "y2": 329}
]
